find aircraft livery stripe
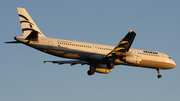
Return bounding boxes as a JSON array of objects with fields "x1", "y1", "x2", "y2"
[{"x1": 141, "y1": 59, "x2": 176, "y2": 66}]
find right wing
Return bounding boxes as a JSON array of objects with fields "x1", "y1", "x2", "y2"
[
  {"x1": 43, "y1": 59, "x2": 89, "y2": 66},
  {"x1": 104, "y1": 28, "x2": 136, "y2": 58}
]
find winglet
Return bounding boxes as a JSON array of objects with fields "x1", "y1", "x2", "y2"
[
  {"x1": 128, "y1": 28, "x2": 134, "y2": 33},
  {"x1": 43, "y1": 59, "x2": 46, "y2": 63}
]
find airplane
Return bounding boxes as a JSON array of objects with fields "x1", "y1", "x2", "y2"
[{"x1": 5, "y1": 7, "x2": 176, "y2": 78}]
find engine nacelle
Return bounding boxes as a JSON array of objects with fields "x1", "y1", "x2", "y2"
[
  {"x1": 122, "y1": 55, "x2": 141, "y2": 64},
  {"x1": 95, "y1": 68, "x2": 111, "y2": 74},
  {"x1": 94, "y1": 64, "x2": 111, "y2": 74}
]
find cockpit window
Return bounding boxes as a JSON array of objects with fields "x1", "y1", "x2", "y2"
[{"x1": 168, "y1": 57, "x2": 172, "y2": 59}]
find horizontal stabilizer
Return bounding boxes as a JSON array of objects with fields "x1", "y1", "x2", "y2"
[{"x1": 5, "y1": 41, "x2": 21, "y2": 43}]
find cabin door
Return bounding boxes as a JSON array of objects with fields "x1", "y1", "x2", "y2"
[
  {"x1": 93, "y1": 45, "x2": 97, "y2": 52},
  {"x1": 48, "y1": 38, "x2": 53, "y2": 48}
]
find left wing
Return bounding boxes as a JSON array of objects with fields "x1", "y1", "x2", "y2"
[
  {"x1": 43, "y1": 59, "x2": 89, "y2": 66},
  {"x1": 105, "y1": 28, "x2": 136, "y2": 58}
]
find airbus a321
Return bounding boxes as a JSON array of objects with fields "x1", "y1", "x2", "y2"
[{"x1": 6, "y1": 7, "x2": 176, "y2": 78}]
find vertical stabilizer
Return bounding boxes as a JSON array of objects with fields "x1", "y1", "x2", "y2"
[{"x1": 17, "y1": 7, "x2": 46, "y2": 37}]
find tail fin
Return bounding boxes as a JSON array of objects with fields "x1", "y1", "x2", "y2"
[{"x1": 17, "y1": 7, "x2": 46, "y2": 37}]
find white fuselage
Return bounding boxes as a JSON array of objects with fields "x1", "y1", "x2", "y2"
[{"x1": 23, "y1": 37, "x2": 176, "y2": 70}]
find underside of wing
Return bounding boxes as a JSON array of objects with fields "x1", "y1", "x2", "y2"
[{"x1": 43, "y1": 59, "x2": 89, "y2": 66}]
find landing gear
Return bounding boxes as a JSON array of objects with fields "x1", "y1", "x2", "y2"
[
  {"x1": 107, "y1": 63, "x2": 115, "y2": 69},
  {"x1": 87, "y1": 65, "x2": 95, "y2": 76},
  {"x1": 157, "y1": 74, "x2": 162, "y2": 78},
  {"x1": 107, "y1": 57, "x2": 115, "y2": 69},
  {"x1": 157, "y1": 68, "x2": 162, "y2": 78}
]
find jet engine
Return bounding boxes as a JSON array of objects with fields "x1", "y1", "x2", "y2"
[
  {"x1": 95, "y1": 68, "x2": 111, "y2": 74},
  {"x1": 87, "y1": 64, "x2": 111, "y2": 75},
  {"x1": 121, "y1": 55, "x2": 141, "y2": 64}
]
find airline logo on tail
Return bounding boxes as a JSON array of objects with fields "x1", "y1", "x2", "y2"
[
  {"x1": 19, "y1": 14, "x2": 36, "y2": 33},
  {"x1": 17, "y1": 7, "x2": 46, "y2": 37}
]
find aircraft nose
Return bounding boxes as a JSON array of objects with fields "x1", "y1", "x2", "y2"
[{"x1": 171, "y1": 60, "x2": 176, "y2": 69}]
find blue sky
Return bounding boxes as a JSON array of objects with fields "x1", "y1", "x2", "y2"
[{"x1": 1, "y1": 0, "x2": 180, "y2": 101}]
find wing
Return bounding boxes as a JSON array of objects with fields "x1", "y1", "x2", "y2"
[
  {"x1": 43, "y1": 59, "x2": 89, "y2": 66},
  {"x1": 105, "y1": 28, "x2": 136, "y2": 58}
]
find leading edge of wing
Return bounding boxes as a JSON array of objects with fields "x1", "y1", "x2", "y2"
[{"x1": 105, "y1": 28, "x2": 136, "y2": 58}]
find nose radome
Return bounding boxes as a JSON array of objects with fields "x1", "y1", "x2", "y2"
[{"x1": 171, "y1": 60, "x2": 176, "y2": 69}]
